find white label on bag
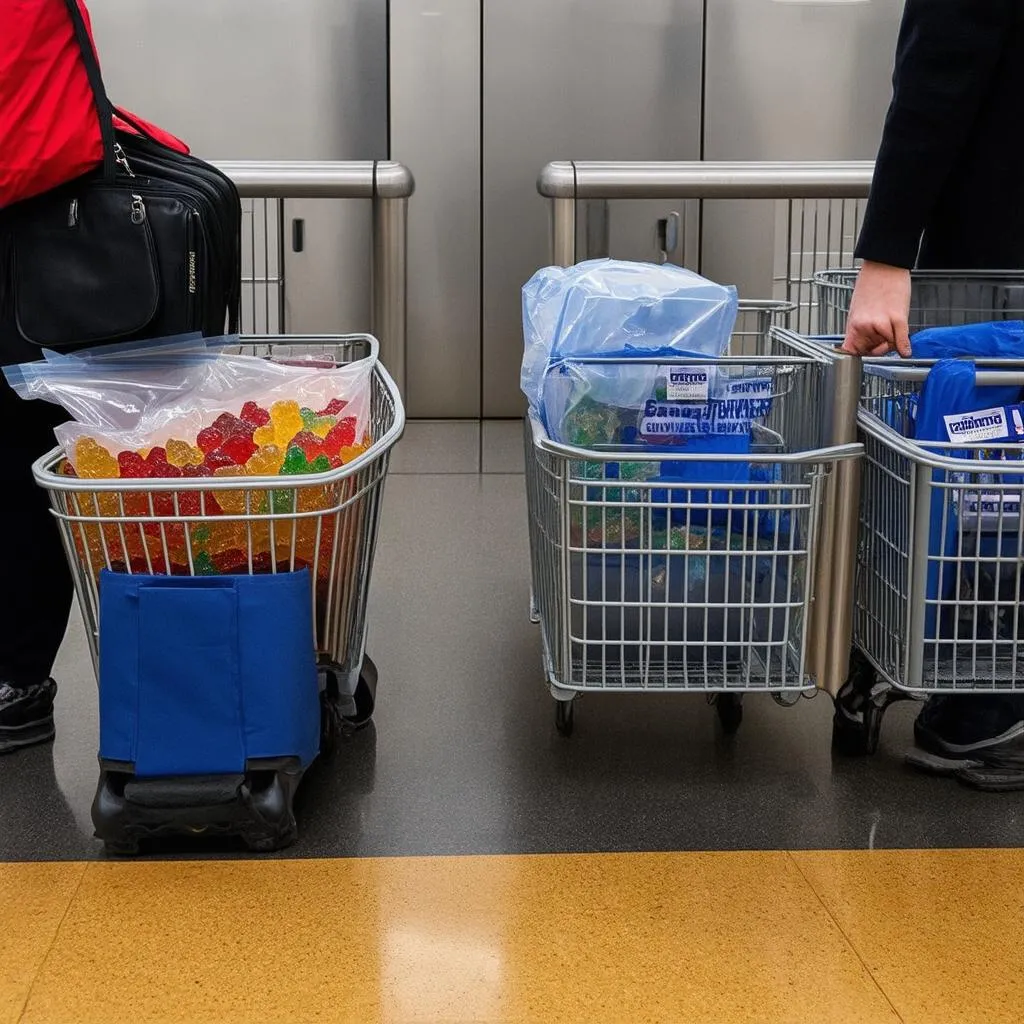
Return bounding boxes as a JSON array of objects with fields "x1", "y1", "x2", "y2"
[
  {"x1": 666, "y1": 366, "x2": 711, "y2": 401},
  {"x1": 638, "y1": 398, "x2": 758, "y2": 439},
  {"x1": 944, "y1": 407, "x2": 1011, "y2": 443}
]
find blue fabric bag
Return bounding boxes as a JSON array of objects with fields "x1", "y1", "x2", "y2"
[
  {"x1": 98, "y1": 570, "x2": 320, "y2": 777},
  {"x1": 909, "y1": 323, "x2": 1024, "y2": 639}
]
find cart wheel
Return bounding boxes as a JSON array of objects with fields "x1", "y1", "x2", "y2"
[
  {"x1": 554, "y1": 699, "x2": 575, "y2": 737},
  {"x1": 343, "y1": 655, "x2": 377, "y2": 730},
  {"x1": 244, "y1": 822, "x2": 297, "y2": 854},
  {"x1": 320, "y1": 691, "x2": 342, "y2": 759},
  {"x1": 832, "y1": 650, "x2": 885, "y2": 756},
  {"x1": 715, "y1": 693, "x2": 743, "y2": 735}
]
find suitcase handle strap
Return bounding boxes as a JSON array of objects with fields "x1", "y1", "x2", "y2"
[{"x1": 62, "y1": 0, "x2": 117, "y2": 184}]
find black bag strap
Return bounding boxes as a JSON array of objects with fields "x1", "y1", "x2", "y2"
[{"x1": 62, "y1": 0, "x2": 116, "y2": 182}]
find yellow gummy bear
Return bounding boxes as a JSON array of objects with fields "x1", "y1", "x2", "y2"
[
  {"x1": 166, "y1": 438, "x2": 205, "y2": 468},
  {"x1": 310, "y1": 417, "x2": 336, "y2": 439},
  {"x1": 213, "y1": 465, "x2": 249, "y2": 514},
  {"x1": 252, "y1": 424, "x2": 276, "y2": 447},
  {"x1": 75, "y1": 438, "x2": 119, "y2": 479},
  {"x1": 338, "y1": 441, "x2": 370, "y2": 465},
  {"x1": 270, "y1": 400, "x2": 303, "y2": 448},
  {"x1": 245, "y1": 445, "x2": 285, "y2": 477}
]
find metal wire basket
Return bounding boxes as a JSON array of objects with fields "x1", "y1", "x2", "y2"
[
  {"x1": 32, "y1": 334, "x2": 405, "y2": 690},
  {"x1": 814, "y1": 268, "x2": 1024, "y2": 336},
  {"x1": 524, "y1": 303, "x2": 860, "y2": 714}
]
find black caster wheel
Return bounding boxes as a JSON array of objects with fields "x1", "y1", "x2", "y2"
[
  {"x1": 244, "y1": 823, "x2": 297, "y2": 854},
  {"x1": 103, "y1": 837, "x2": 141, "y2": 857},
  {"x1": 832, "y1": 650, "x2": 886, "y2": 756},
  {"x1": 343, "y1": 655, "x2": 377, "y2": 730},
  {"x1": 715, "y1": 693, "x2": 744, "y2": 735},
  {"x1": 554, "y1": 699, "x2": 575, "y2": 737},
  {"x1": 319, "y1": 691, "x2": 343, "y2": 759}
]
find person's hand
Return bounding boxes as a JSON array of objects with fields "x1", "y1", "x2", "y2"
[{"x1": 841, "y1": 261, "x2": 913, "y2": 358}]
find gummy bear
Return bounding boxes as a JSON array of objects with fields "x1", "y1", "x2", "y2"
[
  {"x1": 270, "y1": 400, "x2": 304, "y2": 448},
  {"x1": 117, "y1": 451, "x2": 148, "y2": 478},
  {"x1": 309, "y1": 417, "x2": 336, "y2": 439},
  {"x1": 240, "y1": 401, "x2": 271, "y2": 429},
  {"x1": 245, "y1": 445, "x2": 285, "y2": 476},
  {"x1": 212, "y1": 412, "x2": 250, "y2": 439},
  {"x1": 281, "y1": 445, "x2": 311, "y2": 475},
  {"x1": 166, "y1": 439, "x2": 205, "y2": 468},
  {"x1": 218, "y1": 433, "x2": 258, "y2": 466},
  {"x1": 252, "y1": 424, "x2": 276, "y2": 447},
  {"x1": 213, "y1": 466, "x2": 249, "y2": 514},
  {"x1": 300, "y1": 407, "x2": 318, "y2": 429},
  {"x1": 319, "y1": 398, "x2": 347, "y2": 416},
  {"x1": 291, "y1": 430, "x2": 325, "y2": 462},
  {"x1": 322, "y1": 418, "x2": 356, "y2": 457},
  {"x1": 193, "y1": 551, "x2": 218, "y2": 576},
  {"x1": 309, "y1": 455, "x2": 331, "y2": 474},
  {"x1": 196, "y1": 426, "x2": 224, "y2": 455},
  {"x1": 144, "y1": 447, "x2": 183, "y2": 479},
  {"x1": 204, "y1": 449, "x2": 235, "y2": 472},
  {"x1": 75, "y1": 438, "x2": 119, "y2": 479}
]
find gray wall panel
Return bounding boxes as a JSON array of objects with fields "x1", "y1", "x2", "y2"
[
  {"x1": 482, "y1": 0, "x2": 705, "y2": 417},
  {"x1": 86, "y1": 0, "x2": 388, "y2": 336},
  {"x1": 390, "y1": 0, "x2": 482, "y2": 418},
  {"x1": 701, "y1": 0, "x2": 902, "y2": 299}
]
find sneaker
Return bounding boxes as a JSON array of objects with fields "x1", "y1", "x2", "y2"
[
  {"x1": 0, "y1": 679, "x2": 57, "y2": 755},
  {"x1": 907, "y1": 694, "x2": 1024, "y2": 791}
]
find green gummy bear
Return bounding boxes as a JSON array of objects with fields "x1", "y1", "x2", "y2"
[
  {"x1": 193, "y1": 550, "x2": 218, "y2": 576},
  {"x1": 300, "y1": 407, "x2": 317, "y2": 428},
  {"x1": 281, "y1": 445, "x2": 310, "y2": 475},
  {"x1": 272, "y1": 489, "x2": 295, "y2": 515},
  {"x1": 309, "y1": 455, "x2": 331, "y2": 473}
]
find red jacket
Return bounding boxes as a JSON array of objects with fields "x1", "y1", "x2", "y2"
[{"x1": 0, "y1": 0, "x2": 188, "y2": 210}]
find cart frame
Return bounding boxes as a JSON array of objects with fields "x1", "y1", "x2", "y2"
[{"x1": 32, "y1": 334, "x2": 405, "y2": 711}]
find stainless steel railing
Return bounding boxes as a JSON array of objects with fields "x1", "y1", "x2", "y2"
[
  {"x1": 537, "y1": 159, "x2": 871, "y2": 697},
  {"x1": 215, "y1": 160, "x2": 414, "y2": 395},
  {"x1": 539, "y1": 160, "x2": 873, "y2": 338}
]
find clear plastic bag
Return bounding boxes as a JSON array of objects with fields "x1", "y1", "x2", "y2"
[
  {"x1": 521, "y1": 259, "x2": 739, "y2": 427},
  {"x1": 3, "y1": 341, "x2": 374, "y2": 477}
]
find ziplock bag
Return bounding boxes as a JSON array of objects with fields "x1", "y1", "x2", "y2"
[{"x1": 4, "y1": 345, "x2": 375, "y2": 472}]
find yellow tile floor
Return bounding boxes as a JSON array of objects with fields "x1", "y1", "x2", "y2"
[{"x1": 1, "y1": 850, "x2": 1021, "y2": 1024}]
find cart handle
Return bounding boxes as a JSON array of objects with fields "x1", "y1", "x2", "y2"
[
  {"x1": 529, "y1": 414, "x2": 861, "y2": 465},
  {"x1": 859, "y1": 408, "x2": 1024, "y2": 471}
]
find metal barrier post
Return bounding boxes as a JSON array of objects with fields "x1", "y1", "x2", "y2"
[{"x1": 216, "y1": 159, "x2": 414, "y2": 395}]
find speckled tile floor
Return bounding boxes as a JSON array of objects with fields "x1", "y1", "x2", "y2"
[{"x1": 1, "y1": 423, "x2": 1023, "y2": 1022}]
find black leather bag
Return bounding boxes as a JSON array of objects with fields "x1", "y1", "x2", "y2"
[{"x1": 0, "y1": 0, "x2": 240, "y2": 364}]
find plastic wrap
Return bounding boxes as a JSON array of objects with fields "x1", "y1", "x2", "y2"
[
  {"x1": 521, "y1": 258, "x2": 739, "y2": 436},
  {"x1": 4, "y1": 346, "x2": 373, "y2": 476}
]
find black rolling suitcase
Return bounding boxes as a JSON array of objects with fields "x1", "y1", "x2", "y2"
[{"x1": 0, "y1": 0, "x2": 240, "y2": 364}]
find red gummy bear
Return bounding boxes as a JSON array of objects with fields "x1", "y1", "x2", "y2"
[
  {"x1": 291, "y1": 430, "x2": 325, "y2": 461},
  {"x1": 218, "y1": 434, "x2": 258, "y2": 466},
  {"x1": 196, "y1": 426, "x2": 224, "y2": 455},
  {"x1": 144, "y1": 448, "x2": 182, "y2": 479},
  {"x1": 118, "y1": 451, "x2": 148, "y2": 478},
  {"x1": 204, "y1": 450, "x2": 235, "y2": 472},
  {"x1": 318, "y1": 398, "x2": 348, "y2": 417},
  {"x1": 240, "y1": 401, "x2": 271, "y2": 428},
  {"x1": 212, "y1": 413, "x2": 250, "y2": 439},
  {"x1": 322, "y1": 417, "x2": 356, "y2": 456}
]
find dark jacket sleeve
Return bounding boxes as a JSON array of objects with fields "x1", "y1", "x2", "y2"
[{"x1": 855, "y1": 0, "x2": 1014, "y2": 268}]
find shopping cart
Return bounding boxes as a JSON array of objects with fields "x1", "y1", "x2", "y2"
[
  {"x1": 815, "y1": 268, "x2": 1024, "y2": 336},
  {"x1": 812, "y1": 269, "x2": 1024, "y2": 753},
  {"x1": 31, "y1": 334, "x2": 404, "y2": 849},
  {"x1": 524, "y1": 301, "x2": 861, "y2": 736}
]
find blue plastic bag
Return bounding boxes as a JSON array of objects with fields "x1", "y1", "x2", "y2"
[
  {"x1": 98, "y1": 570, "x2": 320, "y2": 777},
  {"x1": 912, "y1": 352, "x2": 1024, "y2": 641}
]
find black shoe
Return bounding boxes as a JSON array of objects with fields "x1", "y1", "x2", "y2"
[
  {"x1": 907, "y1": 694, "x2": 1024, "y2": 791},
  {"x1": 0, "y1": 679, "x2": 57, "y2": 755}
]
